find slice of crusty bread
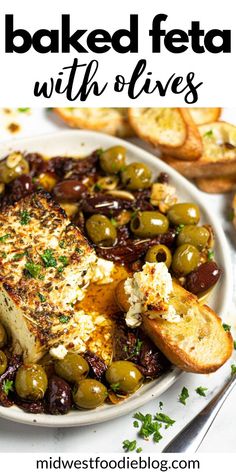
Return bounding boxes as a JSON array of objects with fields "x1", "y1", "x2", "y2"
[
  {"x1": 115, "y1": 279, "x2": 233, "y2": 373},
  {"x1": 160, "y1": 109, "x2": 203, "y2": 160},
  {"x1": 188, "y1": 108, "x2": 221, "y2": 125},
  {"x1": 128, "y1": 108, "x2": 187, "y2": 148},
  {"x1": 142, "y1": 282, "x2": 233, "y2": 373},
  {"x1": 54, "y1": 108, "x2": 133, "y2": 138},
  {"x1": 129, "y1": 108, "x2": 202, "y2": 160},
  {"x1": 163, "y1": 121, "x2": 236, "y2": 178},
  {"x1": 195, "y1": 176, "x2": 236, "y2": 193}
]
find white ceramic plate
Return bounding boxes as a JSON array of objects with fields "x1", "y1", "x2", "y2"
[{"x1": 0, "y1": 130, "x2": 232, "y2": 427}]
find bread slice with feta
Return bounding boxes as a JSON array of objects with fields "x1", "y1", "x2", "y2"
[
  {"x1": 0, "y1": 190, "x2": 98, "y2": 362},
  {"x1": 115, "y1": 262, "x2": 233, "y2": 373}
]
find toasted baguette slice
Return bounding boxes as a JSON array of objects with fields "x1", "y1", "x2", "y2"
[
  {"x1": 188, "y1": 108, "x2": 221, "y2": 125},
  {"x1": 54, "y1": 108, "x2": 133, "y2": 138},
  {"x1": 196, "y1": 176, "x2": 236, "y2": 193},
  {"x1": 160, "y1": 109, "x2": 203, "y2": 160},
  {"x1": 142, "y1": 282, "x2": 233, "y2": 373},
  {"x1": 128, "y1": 108, "x2": 187, "y2": 148},
  {"x1": 163, "y1": 121, "x2": 236, "y2": 178},
  {"x1": 115, "y1": 280, "x2": 233, "y2": 373}
]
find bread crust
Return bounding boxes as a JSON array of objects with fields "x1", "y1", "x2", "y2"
[
  {"x1": 54, "y1": 108, "x2": 134, "y2": 138},
  {"x1": 188, "y1": 108, "x2": 221, "y2": 125}
]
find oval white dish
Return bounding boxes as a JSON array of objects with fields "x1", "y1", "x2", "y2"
[{"x1": 0, "y1": 130, "x2": 232, "y2": 427}]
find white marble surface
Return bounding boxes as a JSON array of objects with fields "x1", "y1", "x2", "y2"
[{"x1": 0, "y1": 108, "x2": 235, "y2": 453}]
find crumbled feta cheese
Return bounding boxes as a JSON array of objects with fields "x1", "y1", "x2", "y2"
[
  {"x1": 90, "y1": 258, "x2": 114, "y2": 284},
  {"x1": 124, "y1": 262, "x2": 181, "y2": 326},
  {"x1": 50, "y1": 344, "x2": 68, "y2": 359}
]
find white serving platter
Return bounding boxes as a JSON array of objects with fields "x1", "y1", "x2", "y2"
[{"x1": 0, "y1": 130, "x2": 232, "y2": 427}]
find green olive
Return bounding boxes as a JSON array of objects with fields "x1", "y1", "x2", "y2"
[
  {"x1": 105, "y1": 360, "x2": 143, "y2": 394},
  {"x1": 55, "y1": 352, "x2": 89, "y2": 383},
  {"x1": 0, "y1": 154, "x2": 29, "y2": 184},
  {"x1": 177, "y1": 225, "x2": 210, "y2": 250},
  {"x1": 0, "y1": 323, "x2": 7, "y2": 348},
  {"x1": 86, "y1": 214, "x2": 117, "y2": 247},
  {"x1": 15, "y1": 364, "x2": 48, "y2": 400},
  {"x1": 0, "y1": 350, "x2": 7, "y2": 375},
  {"x1": 130, "y1": 211, "x2": 169, "y2": 237},
  {"x1": 145, "y1": 244, "x2": 172, "y2": 268},
  {"x1": 168, "y1": 203, "x2": 200, "y2": 226},
  {"x1": 121, "y1": 163, "x2": 152, "y2": 190},
  {"x1": 99, "y1": 146, "x2": 126, "y2": 174},
  {"x1": 73, "y1": 379, "x2": 108, "y2": 409},
  {"x1": 172, "y1": 244, "x2": 200, "y2": 275}
]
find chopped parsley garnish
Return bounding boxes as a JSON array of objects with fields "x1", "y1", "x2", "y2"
[
  {"x1": 175, "y1": 224, "x2": 185, "y2": 235},
  {"x1": 130, "y1": 339, "x2": 143, "y2": 358},
  {"x1": 234, "y1": 340, "x2": 236, "y2": 350},
  {"x1": 75, "y1": 247, "x2": 83, "y2": 254},
  {"x1": 154, "y1": 412, "x2": 175, "y2": 429},
  {"x1": 0, "y1": 234, "x2": 11, "y2": 243},
  {"x1": 24, "y1": 262, "x2": 42, "y2": 279},
  {"x1": 179, "y1": 386, "x2": 189, "y2": 405},
  {"x1": 59, "y1": 315, "x2": 70, "y2": 324},
  {"x1": 223, "y1": 323, "x2": 231, "y2": 332},
  {"x1": 12, "y1": 252, "x2": 26, "y2": 261},
  {"x1": 207, "y1": 249, "x2": 214, "y2": 261},
  {"x1": 41, "y1": 249, "x2": 57, "y2": 268},
  {"x1": 94, "y1": 183, "x2": 102, "y2": 192},
  {"x1": 37, "y1": 293, "x2": 46, "y2": 303},
  {"x1": 58, "y1": 256, "x2": 69, "y2": 273},
  {"x1": 122, "y1": 439, "x2": 137, "y2": 452},
  {"x1": 1, "y1": 252, "x2": 7, "y2": 259},
  {"x1": 110, "y1": 218, "x2": 118, "y2": 227},
  {"x1": 204, "y1": 129, "x2": 214, "y2": 138},
  {"x1": 136, "y1": 447, "x2": 142, "y2": 453},
  {"x1": 133, "y1": 412, "x2": 163, "y2": 443},
  {"x1": 231, "y1": 364, "x2": 236, "y2": 375},
  {"x1": 2, "y1": 379, "x2": 14, "y2": 395},
  {"x1": 133, "y1": 420, "x2": 139, "y2": 428},
  {"x1": 17, "y1": 108, "x2": 30, "y2": 112},
  {"x1": 59, "y1": 240, "x2": 66, "y2": 249},
  {"x1": 110, "y1": 382, "x2": 120, "y2": 392},
  {"x1": 196, "y1": 386, "x2": 208, "y2": 397},
  {"x1": 20, "y1": 210, "x2": 31, "y2": 225},
  {"x1": 159, "y1": 401, "x2": 163, "y2": 410}
]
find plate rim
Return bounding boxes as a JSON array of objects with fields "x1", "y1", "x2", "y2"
[{"x1": 0, "y1": 129, "x2": 232, "y2": 427}]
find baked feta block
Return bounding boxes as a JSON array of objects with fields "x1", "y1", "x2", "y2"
[{"x1": 0, "y1": 190, "x2": 97, "y2": 362}]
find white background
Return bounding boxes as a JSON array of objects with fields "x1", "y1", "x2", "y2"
[
  {"x1": 0, "y1": 0, "x2": 236, "y2": 106},
  {"x1": 0, "y1": 108, "x2": 235, "y2": 453}
]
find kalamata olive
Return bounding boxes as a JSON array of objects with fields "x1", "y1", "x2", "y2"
[
  {"x1": 130, "y1": 211, "x2": 169, "y2": 237},
  {"x1": 25, "y1": 153, "x2": 45, "y2": 177},
  {"x1": 55, "y1": 352, "x2": 89, "y2": 383},
  {"x1": 121, "y1": 163, "x2": 152, "y2": 190},
  {"x1": 46, "y1": 375, "x2": 72, "y2": 415},
  {"x1": 84, "y1": 351, "x2": 107, "y2": 381},
  {"x1": 0, "y1": 350, "x2": 7, "y2": 375},
  {"x1": 172, "y1": 244, "x2": 200, "y2": 275},
  {"x1": 80, "y1": 194, "x2": 133, "y2": 216},
  {"x1": 177, "y1": 225, "x2": 210, "y2": 250},
  {"x1": 106, "y1": 360, "x2": 143, "y2": 394},
  {"x1": 99, "y1": 146, "x2": 126, "y2": 174},
  {"x1": 7, "y1": 175, "x2": 34, "y2": 203},
  {"x1": 53, "y1": 180, "x2": 87, "y2": 202},
  {"x1": 73, "y1": 379, "x2": 108, "y2": 409},
  {"x1": 186, "y1": 261, "x2": 221, "y2": 294},
  {"x1": 145, "y1": 244, "x2": 172, "y2": 268},
  {"x1": 157, "y1": 172, "x2": 169, "y2": 184},
  {"x1": 168, "y1": 203, "x2": 200, "y2": 225},
  {"x1": 15, "y1": 364, "x2": 48, "y2": 401},
  {"x1": 0, "y1": 323, "x2": 7, "y2": 349},
  {"x1": 86, "y1": 214, "x2": 117, "y2": 246}
]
